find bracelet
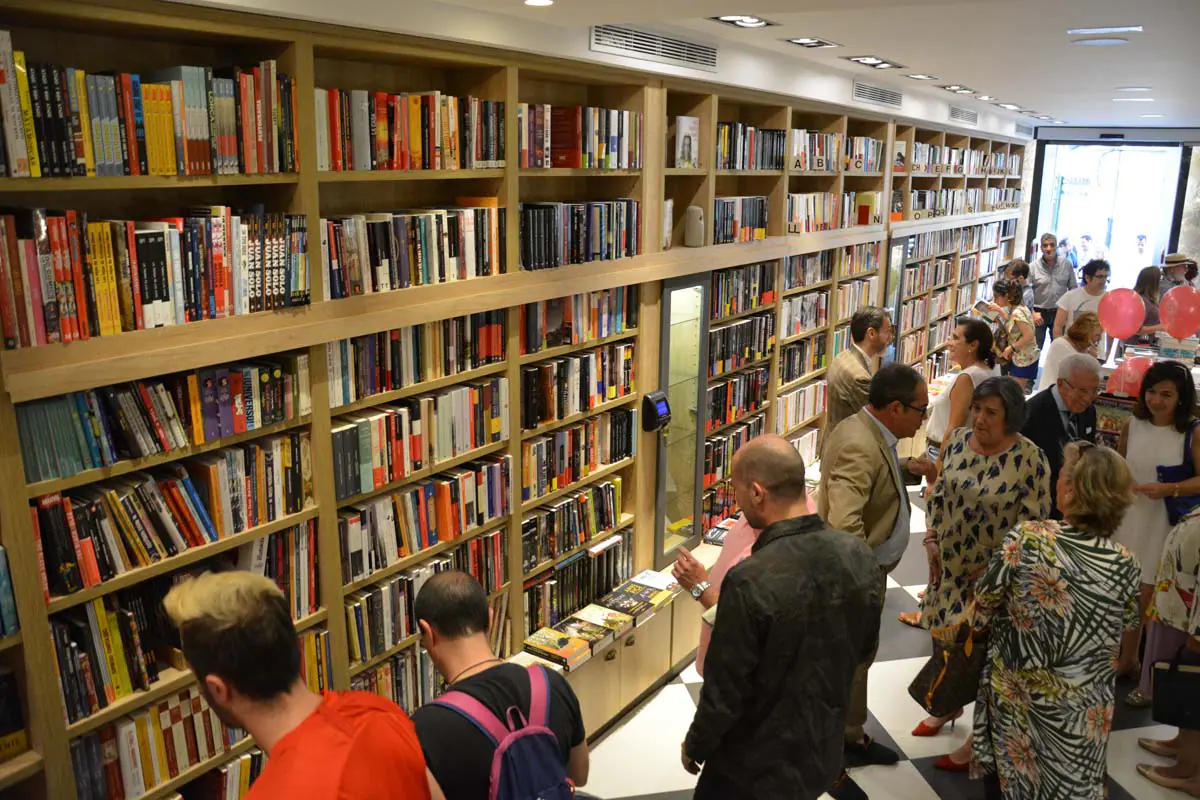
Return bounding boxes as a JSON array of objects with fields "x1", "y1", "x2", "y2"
[
  {"x1": 1174, "y1": 485, "x2": 1181, "y2": 498},
  {"x1": 923, "y1": 537, "x2": 937, "y2": 545}
]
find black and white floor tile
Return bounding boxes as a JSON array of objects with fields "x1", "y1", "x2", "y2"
[{"x1": 585, "y1": 493, "x2": 1177, "y2": 800}]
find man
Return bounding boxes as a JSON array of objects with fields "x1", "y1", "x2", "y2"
[
  {"x1": 826, "y1": 307, "x2": 893, "y2": 436},
  {"x1": 818, "y1": 364, "x2": 936, "y2": 800},
  {"x1": 1031, "y1": 232, "x2": 1077, "y2": 348},
  {"x1": 1161, "y1": 253, "x2": 1197, "y2": 299},
  {"x1": 163, "y1": 572, "x2": 437, "y2": 800},
  {"x1": 412, "y1": 571, "x2": 588, "y2": 800},
  {"x1": 1021, "y1": 353, "x2": 1099, "y2": 519},
  {"x1": 1054, "y1": 259, "x2": 1110, "y2": 338},
  {"x1": 680, "y1": 436, "x2": 882, "y2": 800}
]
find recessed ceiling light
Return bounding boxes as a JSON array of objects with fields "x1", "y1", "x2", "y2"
[
  {"x1": 1141, "y1": 114, "x2": 1164, "y2": 118},
  {"x1": 906, "y1": 74, "x2": 938, "y2": 81},
  {"x1": 843, "y1": 55, "x2": 904, "y2": 69},
  {"x1": 995, "y1": 103, "x2": 1023, "y2": 111},
  {"x1": 1073, "y1": 37, "x2": 1129, "y2": 46},
  {"x1": 1117, "y1": 87, "x2": 1152, "y2": 92},
  {"x1": 1052, "y1": 120, "x2": 1068, "y2": 124},
  {"x1": 524, "y1": 0, "x2": 553, "y2": 5},
  {"x1": 1067, "y1": 25, "x2": 1142, "y2": 35},
  {"x1": 711, "y1": 15, "x2": 776, "y2": 28},
  {"x1": 976, "y1": 95, "x2": 996, "y2": 101},
  {"x1": 940, "y1": 85, "x2": 975, "y2": 94},
  {"x1": 1035, "y1": 115, "x2": 1053, "y2": 120},
  {"x1": 786, "y1": 37, "x2": 840, "y2": 48},
  {"x1": 1113, "y1": 97, "x2": 1155, "y2": 102}
]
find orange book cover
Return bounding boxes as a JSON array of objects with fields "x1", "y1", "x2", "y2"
[{"x1": 434, "y1": 481, "x2": 455, "y2": 540}]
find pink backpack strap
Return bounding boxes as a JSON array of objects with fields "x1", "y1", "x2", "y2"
[
  {"x1": 525, "y1": 664, "x2": 551, "y2": 727},
  {"x1": 433, "y1": 690, "x2": 512, "y2": 743}
]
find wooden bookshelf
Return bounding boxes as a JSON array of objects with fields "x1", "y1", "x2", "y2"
[
  {"x1": 140, "y1": 738, "x2": 257, "y2": 800},
  {"x1": 0, "y1": 751, "x2": 44, "y2": 793}
]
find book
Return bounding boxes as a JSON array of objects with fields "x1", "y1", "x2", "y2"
[
  {"x1": 892, "y1": 139, "x2": 907, "y2": 173},
  {"x1": 518, "y1": 199, "x2": 641, "y2": 270},
  {"x1": 1095, "y1": 395, "x2": 1135, "y2": 450},
  {"x1": 0, "y1": 545, "x2": 17, "y2": 636},
  {"x1": 523, "y1": 627, "x2": 591, "y2": 670},
  {"x1": 715, "y1": 123, "x2": 784, "y2": 171},
  {"x1": 520, "y1": 407, "x2": 637, "y2": 503},
  {"x1": 517, "y1": 103, "x2": 643, "y2": 170},
  {"x1": 519, "y1": 286, "x2": 639, "y2": 354},
  {"x1": 0, "y1": 667, "x2": 27, "y2": 763},
  {"x1": 520, "y1": 342, "x2": 635, "y2": 429},
  {"x1": 570, "y1": 602, "x2": 634, "y2": 637},
  {"x1": 674, "y1": 115, "x2": 699, "y2": 169},
  {"x1": 553, "y1": 615, "x2": 613, "y2": 653},
  {"x1": 713, "y1": 196, "x2": 768, "y2": 244}
]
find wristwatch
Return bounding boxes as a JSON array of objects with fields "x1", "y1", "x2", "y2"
[{"x1": 691, "y1": 581, "x2": 711, "y2": 601}]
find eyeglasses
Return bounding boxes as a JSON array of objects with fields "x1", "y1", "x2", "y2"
[
  {"x1": 1061, "y1": 379, "x2": 1100, "y2": 398},
  {"x1": 901, "y1": 401, "x2": 929, "y2": 417}
]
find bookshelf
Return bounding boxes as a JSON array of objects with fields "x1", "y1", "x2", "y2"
[{"x1": 0, "y1": 2, "x2": 1032, "y2": 797}]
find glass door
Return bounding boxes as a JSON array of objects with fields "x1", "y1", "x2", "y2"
[{"x1": 655, "y1": 275, "x2": 708, "y2": 567}]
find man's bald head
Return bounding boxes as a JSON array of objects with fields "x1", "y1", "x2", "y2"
[{"x1": 731, "y1": 435, "x2": 807, "y2": 502}]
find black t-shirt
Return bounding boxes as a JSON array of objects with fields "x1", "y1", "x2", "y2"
[{"x1": 413, "y1": 663, "x2": 585, "y2": 800}]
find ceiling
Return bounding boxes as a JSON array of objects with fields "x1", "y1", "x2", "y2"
[{"x1": 430, "y1": 0, "x2": 1200, "y2": 128}]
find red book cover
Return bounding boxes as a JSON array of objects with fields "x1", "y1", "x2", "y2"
[
  {"x1": 550, "y1": 106, "x2": 582, "y2": 168},
  {"x1": 98, "y1": 724, "x2": 127, "y2": 800},
  {"x1": 328, "y1": 88, "x2": 343, "y2": 171},
  {"x1": 253, "y1": 66, "x2": 266, "y2": 177},
  {"x1": 229, "y1": 369, "x2": 247, "y2": 434},
  {"x1": 120, "y1": 73, "x2": 140, "y2": 176},
  {"x1": 135, "y1": 382, "x2": 172, "y2": 450},
  {"x1": 158, "y1": 479, "x2": 203, "y2": 548},
  {"x1": 58, "y1": 495, "x2": 89, "y2": 587},
  {"x1": 47, "y1": 214, "x2": 78, "y2": 342},
  {"x1": 399, "y1": 94, "x2": 410, "y2": 170},
  {"x1": 30, "y1": 506, "x2": 49, "y2": 602},
  {"x1": 238, "y1": 72, "x2": 254, "y2": 174},
  {"x1": 1, "y1": 217, "x2": 30, "y2": 348},
  {"x1": 78, "y1": 651, "x2": 101, "y2": 713},
  {"x1": 78, "y1": 536, "x2": 101, "y2": 589},
  {"x1": 120, "y1": 221, "x2": 144, "y2": 330},
  {"x1": 65, "y1": 210, "x2": 90, "y2": 340},
  {"x1": 374, "y1": 91, "x2": 388, "y2": 169},
  {"x1": 0, "y1": 218, "x2": 20, "y2": 350}
]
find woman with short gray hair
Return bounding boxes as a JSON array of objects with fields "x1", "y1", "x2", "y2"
[{"x1": 909, "y1": 377, "x2": 1051, "y2": 772}]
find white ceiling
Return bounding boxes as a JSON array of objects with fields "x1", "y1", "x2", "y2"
[{"x1": 432, "y1": 0, "x2": 1200, "y2": 128}]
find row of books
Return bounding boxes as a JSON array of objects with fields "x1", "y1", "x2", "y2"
[
  {"x1": 520, "y1": 477, "x2": 624, "y2": 573},
  {"x1": 522, "y1": 531, "x2": 636, "y2": 641},
  {"x1": 781, "y1": 290, "x2": 829, "y2": 338},
  {"x1": 0, "y1": 547, "x2": 16, "y2": 636},
  {"x1": 710, "y1": 261, "x2": 776, "y2": 321},
  {"x1": 0, "y1": 36, "x2": 296, "y2": 177},
  {"x1": 959, "y1": 254, "x2": 978, "y2": 283},
  {"x1": 984, "y1": 151, "x2": 1021, "y2": 176},
  {"x1": 929, "y1": 315, "x2": 955, "y2": 352},
  {"x1": 520, "y1": 408, "x2": 637, "y2": 503},
  {"x1": 713, "y1": 196, "x2": 768, "y2": 244},
  {"x1": 901, "y1": 296, "x2": 928, "y2": 332},
  {"x1": 788, "y1": 427, "x2": 820, "y2": 468},
  {"x1": 519, "y1": 286, "x2": 639, "y2": 355},
  {"x1": 703, "y1": 413, "x2": 765, "y2": 487},
  {"x1": 519, "y1": 342, "x2": 635, "y2": 430},
  {"x1": 709, "y1": 314, "x2": 775, "y2": 378},
  {"x1": 844, "y1": 136, "x2": 885, "y2": 172},
  {"x1": 780, "y1": 336, "x2": 827, "y2": 384},
  {"x1": 980, "y1": 221, "x2": 1002, "y2": 250},
  {"x1": 518, "y1": 199, "x2": 641, "y2": 270},
  {"x1": 783, "y1": 250, "x2": 834, "y2": 291},
  {"x1": 336, "y1": 455, "x2": 511, "y2": 585},
  {"x1": 907, "y1": 227, "x2": 961, "y2": 263},
  {"x1": 516, "y1": 104, "x2": 644, "y2": 170},
  {"x1": 319, "y1": 205, "x2": 504, "y2": 300},
  {"x1": 960, "y1": 226, "x2": 981, "y2": 255},
  {"x1": 702, "y1": 482, "x2": 737, "y2": 532},
  {"x1": 350, "y1": 643, "x2": 442, "y2": 717},
  {"x1": 33, "y1": 432, "x2": 313, "y2": 600},
  {"x1": 985, "y1": 187, "x2": 1022, "y2": 209},
  {"x1": 69, "y1": 688, "x2": 248, "y2": 800},
  {"x1": 980, "y1": 249, "x2": 1000, "y2": 277},
  {"x1": 785, "y1": 192, "x2": 846, "y2": 234},
  {"x1": 0, "y1": 207, "x2": 309, "y2": 350},
  {"x1": 909, "y1": 143, "x2": 995, "y2": 175},
  {"x1": 17, "y1": 353, "x2": 308, "y2": 483},
  {"x1": 776, "y1": 379, "x2": 828, "y2": 434},
  {"x1": 522, "y1": 566, "x2": 669, "y2": 669},
  {"x1": 832, "y1": 324, "x2": 851, "y2": 355},
  {"x1": 844, "y1": 241, "x2": 883, "y2": 278},
  {"x1": 705, "y1": 366, "x2": 769, "y2": 434},
  {"x1": 789, "y1": 130, "x2": 841, "y2": 172},
  {"x1": 346, "y1": 560, "x2": 443, "y2": 665},
  {"x1": 714, "y1": 124, "x2": 785, "y2": 171},
  {"x1": 314, "y1": 88, "x2": 504, "y2": 172},
  {"x1": 174, "y1": 749, "x2": 264, "y2": 800},
  {"x1": 326, "y1": 311, "x2": 506, "y2": 408},
  {"x1": 930, "y1": 288, "x2": 954, "y2": 320},
  {"x1": 899, "y1": 330, "x2": 927, "y2": 364},
  {"x1": 1001, "y1": 218, "x2": 1018, "y2": 238},
  {"x1": 836, "y1": 276, "x2": 879, "y2": 321},
  {"x1": 923, "y1": 350, "x2": 954, "y2": 383}
]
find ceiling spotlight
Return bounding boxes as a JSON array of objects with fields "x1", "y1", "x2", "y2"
[
  {"x1": 906, "y1": 74, "x2": 938, "y2": 80},
  {"x1": 1117, "y1": 87, "x2": 1152, "y2": 92},
  {"x1": 849, "y1": 56, "x2": 882, "y2": 64},
  {"x1": 1141, "y1": 114, "x2": 1164, "y2": 118},
  {"x1": 1035, "y1": 115, "x2": 1053, "y2": 120},
  {"x1": 1072, "y1": 37, "x2": 1129, "y2": 45},
  {"x1": 786, "y1": 37, "x2": 840, "y2": 48},
  {"x1": 711, "y1": 15, "x2": 776, "y2": 28},
  {"x1": 1067, "y1": 25, "x2": 1142, "y2": 35},
  {"x1": 976, "y1": 95, "x2": 996, "y2": 101},
  {"x1": 995, "y1": 103, "x2": 1023, "y2": 111},
  {"x1": 524, "y1": 0, "x2": 553, "y2": 5},
  {"x1": 940, "y1": 85, "x2": 975, "y2": 94},
  {"x1": 1112, "y1": 97, "x2": 1154, "y2": 102},
  {"x1": 1051, "y1": 120, "x2": 1068, "y2": 124}
]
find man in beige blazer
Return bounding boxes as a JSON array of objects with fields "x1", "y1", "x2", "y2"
[
  {"x1": 825, "y1": 307, "x2": 893, "y2": 437},
  {"x1": 818, "y1": 364, "x2": 935, "y2": 798}
]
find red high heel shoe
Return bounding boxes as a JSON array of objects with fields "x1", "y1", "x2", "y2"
[
  {"x1": 912, "y1": 708, "x2": 963, "y2": 737},
  {"x1": 934, "y1": 753, "x2": 971, "y2": 773}
]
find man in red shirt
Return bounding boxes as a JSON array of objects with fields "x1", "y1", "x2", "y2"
[{"x1": 163, "y1": 571, "x2": 441, "y2": 799}]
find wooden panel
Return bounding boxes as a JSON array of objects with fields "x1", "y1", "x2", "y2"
[
  {"x1": 619, "y1": 609, "x2": 672, "y2": 707},
  {"x1": 670, "y1": 596, "x2": 704, "y2": 668},
  {"x1": 565, "y1": 644, "x2": 623, "y2": 738}
]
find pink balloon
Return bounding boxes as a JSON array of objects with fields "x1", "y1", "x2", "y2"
[
  {"x1": 1161, "y1": 285, "x2": 1200, "y2": 339},
  {"x1": 1107, "y1": 356, "x2": 1154, "y2": 397},
  {"x1": 1097, "y1": 289, "x2": 1146, "y2": 341}
]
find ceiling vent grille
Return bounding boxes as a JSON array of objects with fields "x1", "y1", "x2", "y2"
[
  {"x1": 949, "y1": 106, "x2": 979, "y2": 126},
  {"x1": 590, "y1": 25, "x2": 718, "y2": 72},
  {"x1": 852, "y1": 80, "x2": 903, "y2": 109},
  {"x1": 1016, "y1": 123, "x2": 1035, "y2": 137}
]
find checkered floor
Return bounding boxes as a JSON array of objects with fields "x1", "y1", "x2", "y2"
[{"x1": 584, "y1": 492, "x2": 1177, "y2": 800}]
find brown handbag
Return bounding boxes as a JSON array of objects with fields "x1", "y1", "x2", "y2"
[{"x1": 907, "y1": 620, "x2": 988, "y2": 718}]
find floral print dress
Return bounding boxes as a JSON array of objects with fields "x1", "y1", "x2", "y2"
[
  {"x1": 1152, "y1": 509, "x2": 1200, "y2": 638},
  {"x1": 972, "y1": 521, "x2": 1142, "y2": 800},
  {"x1": 921, "y1": 428, "x2": 1050, "y2": 634}
]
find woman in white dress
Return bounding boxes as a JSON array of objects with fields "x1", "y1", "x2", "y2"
[
  {"x1": 1116, "y1": 360, "x2": 1200, "y2": 703},
  {"x1": 924, "y1": 319, "x2": 1001, "y2": 463}
]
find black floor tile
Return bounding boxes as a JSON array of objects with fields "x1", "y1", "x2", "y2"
[
  {"x1": 912, "y1": 755, "x2": 1141, "y2": 800},
  {"x1": 877, "y1": 588, "x2": 934, "y2": 663},
  {"x1": 1112, "y1": 673, "x2": 1155, "y2": 732},
  {"x1": 892, "y1": 532, "x2": 933, "y2": 587}
]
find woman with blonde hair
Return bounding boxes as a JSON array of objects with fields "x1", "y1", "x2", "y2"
[
  {"x1": 1037, "y1": 312, "x2": 1103, "y2": 392},
  {"x1": 972, "y1": 442, "x2": 1141, "y2": 800}
]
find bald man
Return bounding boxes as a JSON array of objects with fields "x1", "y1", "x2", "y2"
[{"x1": 681, "y1": 436, "x2": 883, "y2": 800}]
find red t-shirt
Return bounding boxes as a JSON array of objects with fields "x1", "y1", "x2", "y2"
[{"x1": 248, "y1": 691, "x2": 431, "y2": 800}]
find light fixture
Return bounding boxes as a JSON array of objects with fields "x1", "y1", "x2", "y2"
[
  {"x1": 1116, "y1": 87, "x2": 1152, "y2": 92},
  {"x1": 1141, "y1": 114, "x2": 1164, "y2": 118},
  {"x1": 1035, "y1": 115, "x2": 1053, "y2": 120},
  {"x1": 940, "y1": 85, "x2": 975, "y2": 94},
  {"x1": 1112, "y1": 97, "x2": 1154, "y2": 102},
  {"x1": 995, "y1": 103, "x2": 1023, "y2": 111},
  {"x1": 1052, "y1": 120, "x2": 1068, "y2": 124},
  {"x1": 843, "y1": 55, "x2": 904, "y2": 69},
  {"x1": 1066, "y1": 25, "x2": 1142, "y2": 35},
  {"x1": 711, "y1": 15, "x2": 776, "y2": 28},
  {"x1": 524, "y1": 0, "x2": 553, "y2": 5},
  {"x1": 1072, "y1": 37, "x2": 1129, "y2": 46},
  {"x1": 976, "y1": 95, "x2": 996, "y2": 101},
  {"x1": 906, "y1": 74, "x2": 938, "y2": 81},
  {"x1": 786, "y1": 37, "x2": 840, "y2": 49}
]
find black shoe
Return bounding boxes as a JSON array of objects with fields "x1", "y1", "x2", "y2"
[
  {"x1": 828, "y1": 770, "x2": 868, "y2": 800},
  {"x1": 844, "y1": 735, "x2": 900, "y2": 767}
]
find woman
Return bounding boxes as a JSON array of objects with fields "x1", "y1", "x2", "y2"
[
  {"x1": 972, "y1": 442, "x2": 1142, "y2": 800},
  {"x1": 1038, "y1": 312, "x2": 1103, "y2": 393},
  {"x1": 1137, "y1": 509, "x2": 1200, "y2": 795},
  {"x1": 925, "y1": 319, "x2": 1001, "y2": 462},
  {"x1": 991, "y1": 279, "x2": 1039, "y2": 389},
  {"x1": 1116, "y1": 360, "x2": 1200, "y2": 702},
  {"x1": 1124, "y1": 266, "x2": 1167, "y2": 348},
  {"x1": 915, "y1": 378, "x2": 1051, "y2": 771}
]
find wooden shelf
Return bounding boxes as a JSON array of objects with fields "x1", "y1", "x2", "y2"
[
  {"x1": 0, "y1": 750, "x2": 43, "y2": 792},
  {"x1": 318, "y1": 168, "x2": 504, "y2": 183},
  {"x1": 342, "y1": 517, "x2": 511, "y2": 597},
  {"x1": 901, "y1": 324, "x2": 927, "y2": 337},
  {"x1": 0, "y1": 173, "x2": 298, "y2": 192},
  {"x1": 790, "y1": 170, "x2": 839, "y2": 177},
  {"x1": 519, "y1": 168, "x2": 642, "y2": 177},
  {"x1": 333, "y1": 362, "x2": 509, "y2": 415},
  {"x1": 665, "y1": 167, "x2": 707, "y2": 176},
  {"x1": 350, "y1": 632, "x2": 421, "y2": 677},
  {"x1": 709, "y1": 353, "x2": 773, "y2": 382},
  {"x1": 779, "y1": 327, "x2": 829, "y2": 345},
  {"x1": 521, "y1": 394, "x2": 637, "y2": 441},
  {"x1": 782, "y1": 280, "x2": 833, "y2": 298},
  {"x1": 889, "y1": 209, "x2": 1019, "y2": 237},
  {"x1": 46, "y1": 508, "x2": 321, "y2": 614},
  {"x1": 518, "y1": 330, "x2": 639, "y2": 365},
  {"x1": 710, "y1": 303, "x2": 777, "y2": 326},
  {"x1": 843, "y1": 170, "x2": 884, "y2": 177},
  {"x1": 715, "y1": 169, "x2": 784, "y2": 176},
  {"x1": 522, "y1": 513, "x2": 635, "y2": 581},
  {"x1": 782, "y1": 412, "x2": 824, "y2": 437},
  {"x1": 707, "y1": 404, "x2": 770, "y2": 437},
  {"x1": 778, "y1": 368, "x2": 827, "y2": 393},
  {"x1": 339, "y1": 440, "x2": 509, "y2": 507},
  {"x1": 0, "y1": 632, "x2": 21, "y2": 654},
  {"x1": 520, "y1": 457, "x2": 635, "y2": 513},
  {"x1": 26, "y1": 415, "x2": 313, "y2": 498},
  {"x1": 140, "y1": 738, "x2": 257, "y2": 800}
]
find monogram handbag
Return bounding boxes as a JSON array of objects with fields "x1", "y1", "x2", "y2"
[
  {"x1": 1151, "y1": 646, "x2": 1200, "y2": 729},
  {"x1": 907, "y1": 621, "x2": 988, "y2": 718},
  {"x1": 1158, "y1": 420, "x2": 1200, "y2": 525}
]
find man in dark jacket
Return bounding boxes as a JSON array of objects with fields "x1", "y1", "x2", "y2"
[
  {"x1": 1021, "y1": 352, "x2": 1099, "y2": 518},
  {"x1": 681, "y1": 435, "x2": 883, "y2": 800}
]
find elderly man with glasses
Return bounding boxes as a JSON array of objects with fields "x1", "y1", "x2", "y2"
[{"x1": 1021, "y1": 352, "x2": 1101, "y2": 518}]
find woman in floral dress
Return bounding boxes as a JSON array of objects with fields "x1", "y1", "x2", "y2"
[{"x1": 972, "y1": 442, "x2": 1142, "y2": 800}]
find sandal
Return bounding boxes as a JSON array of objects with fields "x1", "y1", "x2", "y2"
[
  {"x1": 1138, "y1": 737, "x2": 1179, "y2": 758},
  {"x1": 1125, "y1": 688, "x2": 1152, "y2": 708},
  {"x1": 898, "y1": 611, "x2": 922, "y2": 628},
  {"x1": 1137, "y1": 764, "x2": 1200, "y2": 798}
]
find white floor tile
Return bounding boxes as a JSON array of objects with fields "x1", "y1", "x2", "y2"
[
  {"x1": 817, "y1": 762, "x2": 941, "y2": 800},
  {"x1": 904, "y1": 585, "x2": 927, "y2": 602},
  {"x1": 887, "y1": 575, "x2": 903, "y2": 590},
  {"x1": 677, "y1": 662, "x2": 703, "y2": 685},
  {"x1": 587, "y1": 684, "x2": 700, "y2": 798},
  {"x1": 866, "y1": 656, "x2": 976, "y2": 760},
  {"x1": 1108, "y1": 725, "x2": 1181, "y2": 800}
]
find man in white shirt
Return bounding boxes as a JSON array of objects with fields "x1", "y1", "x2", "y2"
[
  {"x1": 1053, "y1": 259, "x2": 1109, "y2": 338},
  {"x1": 1031, "y1": 233, "x2": 1077, "y2": 349}
]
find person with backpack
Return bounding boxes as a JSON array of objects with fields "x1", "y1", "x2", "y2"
[{"x1": 413, "y1": 571, "x2": 588, "y2": 800}]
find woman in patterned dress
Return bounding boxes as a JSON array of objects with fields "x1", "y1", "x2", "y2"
[
  {"x1": 913, "y1": 378, "x2": 1051, "y2": 771},
  {"x1": 972, "y1": 442, "x2": 1142, "y2": 800}
]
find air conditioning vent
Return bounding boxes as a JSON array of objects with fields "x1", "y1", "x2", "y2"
[
  {"x1": 949, "y1": 106, "x2": 979, "y2": 126},
  {"x1": 1015, "y1": 123, "x2": 1035, "y2": 137},
  {"x1": 590, "y1": 25, "x2": 718, "y2": 72},
  {"x1": 852, "y1": 80, "x2": 903, "y2": 109}
]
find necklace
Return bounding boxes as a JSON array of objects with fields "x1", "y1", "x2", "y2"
[{"x1": 448, "y1": 657, "x2": 503, "y2": 685}]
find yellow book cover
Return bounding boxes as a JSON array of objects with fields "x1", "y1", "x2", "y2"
[
  {"x1": 147, "y1": 705, "x2": 171, "y2": 781},
  {"x1": 85, "y1": 224, "x2": 110, "y2": 335},
  {"x1": 11, "y1": 51, "x2": 39, "y2": 178},
  {"x1": 98, "y1": 225, "x2": 121, "y2": 335},
  {"x1": 238, "y1": 752, "x2": 253, "y2": 796},
  {"x1": 102, "y1": 489, "x2": 151, "y2": 567},
  {"x1": 90, "y1": 598, "x2": 128, "y2": 699},
  {"x1": 185, "y1": 373, "x2": 204, "y2": 445},
  {"x1": 407, "y1": 95, "x2": 423, "y2": 169},
  {"x1": 345, "y1": 603, "x2": 361, "y2": 663},
  {"x1": 305, "y1": 631, "x2": 319, "y2": 692},
  {"x1": 139, "y1": 84, "x2": 158, "y2": 176},
  {"x1": 73, "y1": 68, "x2": 96, "y2": 176},
  {"x1": 104, "y1": 605, "x2": 135, "y2": 698},
  {"x1": 132, "y1": 710, "x2": 162, "y2": 788},
  {"x1": 161, "y1": 85, "x2": 178, "y2": 176},
  {"x1": 612, "y1": 475, "x2": 623, "y2": 514}
]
